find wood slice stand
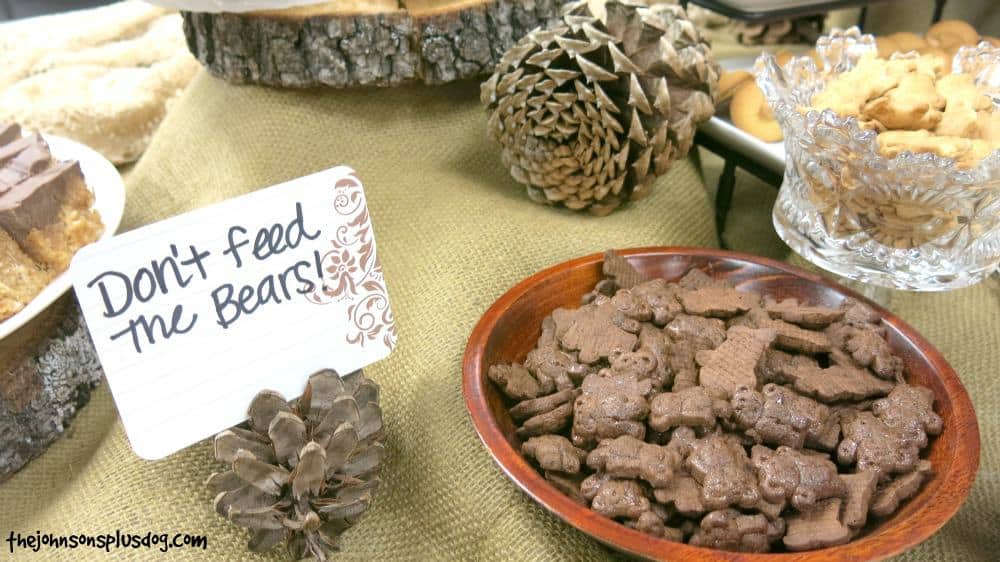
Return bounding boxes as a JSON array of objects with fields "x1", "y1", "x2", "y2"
[
  {"x1": 0, "y1": 297, "x2": 104, "y2": 483},
  {"x1": 182, "y1": 0, "x2": 574, "y2": 88}
]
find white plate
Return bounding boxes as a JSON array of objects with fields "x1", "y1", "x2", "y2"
[{"x1": 0, "y1": 134, "x2": 125, "y2": 340}]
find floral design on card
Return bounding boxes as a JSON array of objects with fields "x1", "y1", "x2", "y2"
[{"x1": 308, "y1": 173, "x2": 397, "y2": 349}]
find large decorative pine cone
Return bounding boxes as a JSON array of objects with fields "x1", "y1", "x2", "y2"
[
  {"x1": 206, "y1": 370, "x2": 383, "y2": 561},
  {"x1": 481, "y1": 0, "x2": 720, "y2": 216}
]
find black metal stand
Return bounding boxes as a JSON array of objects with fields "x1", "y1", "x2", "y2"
[
  {"x1": 682, "y1": 0, "x2": 948, "y2": 26},
  {"x1": 685, "y1": 0, "x2": 892, "y2": 24},
  {"x1": 932, "y1": 0, "x2": 947, "y2": 23},
  {"x1": 715, "y1": 160, "x2": 738, "y2": 242},
  {"x1": 695, "y1": 131, "x2": 783, "y2": 246}
]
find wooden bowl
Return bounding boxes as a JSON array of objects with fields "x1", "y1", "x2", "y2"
[{"x1": 462, "y1": 247, "x2": 980, "y2": 561}]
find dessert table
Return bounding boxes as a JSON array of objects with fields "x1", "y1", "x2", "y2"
[{"x1": 0, "y1": 6, "x2": 997, "y2": 562}]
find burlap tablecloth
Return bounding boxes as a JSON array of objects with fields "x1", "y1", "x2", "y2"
[{"x1": 0, "y1": 71, "x2": 996, "y2": 561}]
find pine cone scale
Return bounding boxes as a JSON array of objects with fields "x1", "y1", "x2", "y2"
[
  {"x1": 213, "y1": 484, "x2": 280, "y2": 518},
  {"x1": 248, "y1": 391, "x2": 292, "y2": 433},
  {"x1": 291, "y1": 442, "x2": 327, "y2": 499},
  {"x1": 341, "y1": 442, "x2": 385, "y2": 477},
  {"x1": 315, "y1": 395, "x2": 360, "y2": 436},
  {"x1": 233, "y1": 449, "x2": 290, "y2": 496},
  {"x1": 247, "y1": 528, "x2": 284, "y2": 552},
  {"x1": 323, "y1": 424, "x2": 360, "y2": 473},
  {"x1": 303, "y1": 371, "x2": 347, "y2": 423},
  {"x1": 269, "y1": 411, "x2": 307, "y2": 467},
  {"x1": 313, "y1": 497, "x2": 372, "y2": 519},
  {"x1": 333, "y1": 478, "x2": 379, "y2": 502},
  {"x1": 206, "y1": 470, "x2": 243, "y2": 495},
  {"x1": 357, "y1": 403, "x2": 383, "y2": 441},
  {"x1": 229, "y1": 507, "x2": 286, "y2": 531},
  {"x1": 215, "y1": 428, "x2": 275, "y2": 464}
]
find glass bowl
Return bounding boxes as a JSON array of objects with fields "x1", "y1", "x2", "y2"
[{"x1": 756, "y1": 27, "x2": 1000, "y2": 291}]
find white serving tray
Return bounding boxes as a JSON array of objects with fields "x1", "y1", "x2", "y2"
[
  {"x1": 701, "y1": 56, "x2": 787, "y2": 175},
  {"x1": 704, "y1": 0, "x2": 851, "y2": 10}
]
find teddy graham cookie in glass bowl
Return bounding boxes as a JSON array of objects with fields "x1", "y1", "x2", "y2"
[{"x1": 755, "y1": 27, "x2": 1000, "y2": 296}]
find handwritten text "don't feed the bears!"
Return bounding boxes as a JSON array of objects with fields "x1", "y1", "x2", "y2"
[{"x1": 84, "y1": 202, "x2": 325, "y2": 353}]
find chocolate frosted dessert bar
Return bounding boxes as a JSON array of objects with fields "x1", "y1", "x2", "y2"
[
  {"x1": 0, "y1": 125, "x2": 103, "y2": 272},
  {"x1": 0, "y1": 229, "x2": 53, "y2": 320},
  {"x1": 0, "y1": 122, "x2": 103, "y2": 321}
]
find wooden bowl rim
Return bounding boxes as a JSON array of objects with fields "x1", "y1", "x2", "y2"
[{"x1": 462, "y1": 246, "x2": 981, "y2": 562}]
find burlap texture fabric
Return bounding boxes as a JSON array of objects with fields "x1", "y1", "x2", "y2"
[{"x1": 0, "y1": 71, "x2": 996, "y2": 561}]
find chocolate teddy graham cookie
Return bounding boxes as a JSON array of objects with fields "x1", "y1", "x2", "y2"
[{"x1": 487, "y1": 250, "x2": 942, "y2": 553}]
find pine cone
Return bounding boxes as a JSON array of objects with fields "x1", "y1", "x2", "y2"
[
  {"x1": 207, "y1": 370, "x2": 384, "y2": 561},
  {"x1": 481, "y1": 0, "x2": 719, "y2": 216}
]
